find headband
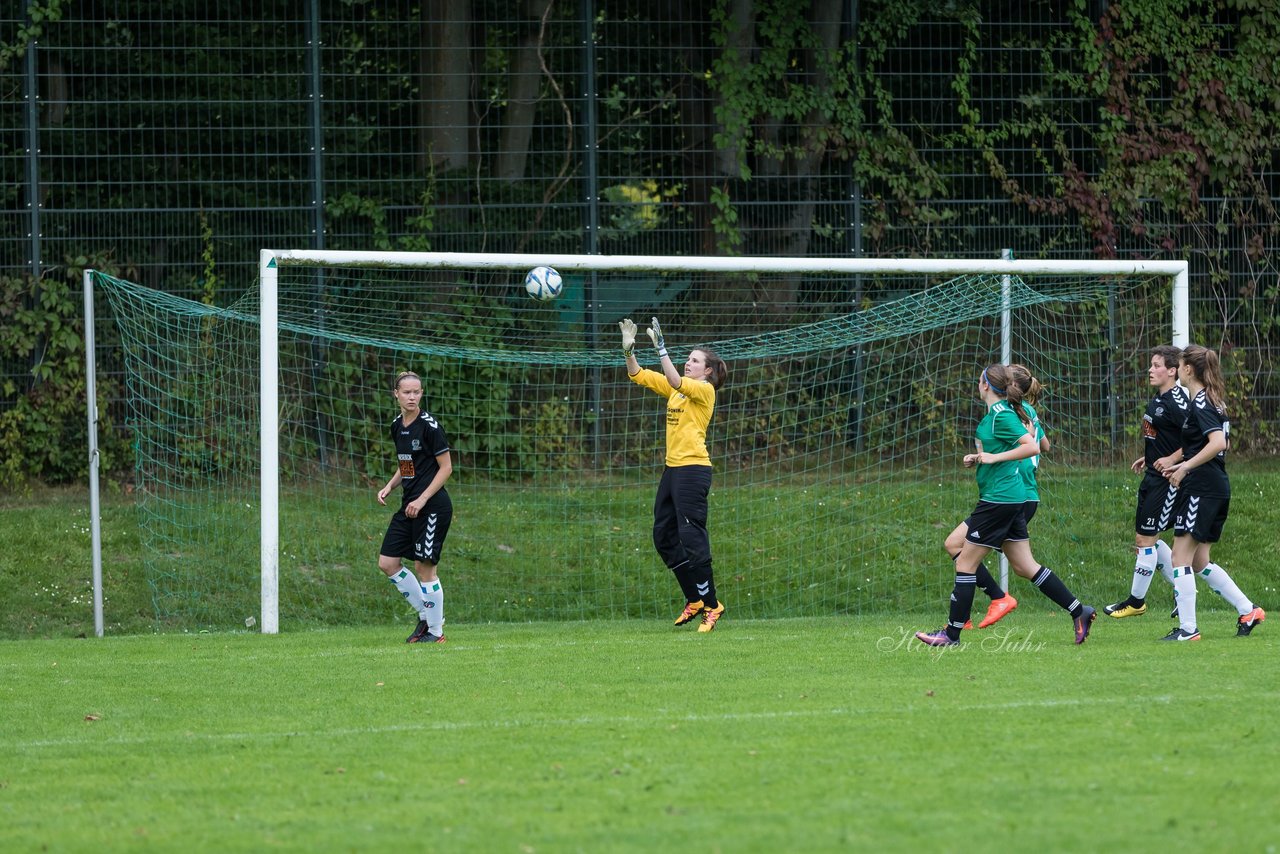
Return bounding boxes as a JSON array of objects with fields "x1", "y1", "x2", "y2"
[{"x1": 982, "y1": 368, "x2": 1005, "y2": 395}]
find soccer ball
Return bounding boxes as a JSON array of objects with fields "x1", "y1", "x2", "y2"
[{"x1": 524, "y1": 265, "x2": 563, "y2": 301}]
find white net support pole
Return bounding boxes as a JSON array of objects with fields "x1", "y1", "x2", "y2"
[
  {"x1": 1172, "y1": 267, "x2": 1190, "y2": 347},
  {"x1": 999, "y1": 248, "x2": 1013, "y2": 591},
  {"x1": 260, "y1": 250, "x2": 280, "y2": 634},
  {"x1": 84, "y1": 269, "x2": 104, "y2": 638}
]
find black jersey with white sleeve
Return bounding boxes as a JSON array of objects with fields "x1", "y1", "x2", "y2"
[
  {"x1": 1141, "y1": 384, "x2": 1188, "y2": 472},
  {"x1": 390, "y1": 410, "x2": 451, "y2": 507},
  {"x1": 1178, "y1": 389, "x2": 1229, "y2": 497}
]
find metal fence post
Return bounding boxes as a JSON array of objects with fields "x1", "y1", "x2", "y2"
[
  {"x1": 581, "y1": 0, "x2": 602, "y2": 461},
  {"x1": 24, "y1": 13, "x2": 41, "y2": 284}
]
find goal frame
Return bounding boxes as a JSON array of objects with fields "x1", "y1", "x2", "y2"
[
  {"x1": 254, "y1": 250, "x2": 1188, "y2": 634},
  {"x1": 80, "y1": 253, "x2": 1189, "y2": 635}
]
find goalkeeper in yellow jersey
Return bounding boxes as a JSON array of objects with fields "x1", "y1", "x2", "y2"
[{"x1": 620, "y1": 316, "x2": 729, "y2": 632}]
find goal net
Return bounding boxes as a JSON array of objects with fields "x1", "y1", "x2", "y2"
[{"x1": 92, "y1": 253, "x2": 1187, "y2": 633}]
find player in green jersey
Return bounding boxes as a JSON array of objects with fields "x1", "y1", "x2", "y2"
[{"x1": 918, "y1": 364, "x2": 1096, "y2": 647}]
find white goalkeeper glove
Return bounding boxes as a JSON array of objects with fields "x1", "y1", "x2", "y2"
[
  {"x1": 619, "y1": 318, "x2": 637, "y2": 358},
  {"x1": 647, "y1": 317, "x2": 668, "y2": 359}
]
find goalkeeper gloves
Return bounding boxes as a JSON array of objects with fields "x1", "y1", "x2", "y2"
[
  {"x1": 618, "y1": 318, "x2": 637, "y2": 357},
  {"x1": 647, "y1": 317, "x2": 668, "y2": 359}
]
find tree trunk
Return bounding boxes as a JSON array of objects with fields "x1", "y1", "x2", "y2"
[
  {"x1": 494, "y1": 0, "x2": 549, "y2": 181},
  {"x1": 419, "y1": 0, "x2": 473, "y2": 174},
  {"x1": 714, "y1": 0, "x2": 755, "y2": 178},
  {"x1": 777, "y1": 0, "x2": 843, "y2": 262},
  {"x1": 655, "y1": 0, "x2": 718, "y2": 255}
]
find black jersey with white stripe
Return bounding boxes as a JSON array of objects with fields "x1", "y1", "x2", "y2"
[
  {"x1": 1141, "y1": 384, "x2": 1188, "y2": 473},
  {"x1": 390, "y1": 410, "x2": 451, "y2": 506},
  {"x1": 1178, "y1": 389, "x2": 1229, "y2": 497}
]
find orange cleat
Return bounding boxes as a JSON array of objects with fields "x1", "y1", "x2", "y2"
[
  {"x1": 697, "y1": 602, "x2": 725, "y2": 633},
  {"x1": 978, "y1": 595, "x2": 1018, "y2": 629},
  {"x1": 674, "y1": 600, "x2": 705, "y2": 626}
]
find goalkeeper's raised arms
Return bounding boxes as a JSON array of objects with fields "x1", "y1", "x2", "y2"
[
  {"x1": 619, "y1": 318, "x2": 637, "y2": 357},
  {"x1": 647, "y1": 316, "x2": 668, "y2": 359}
]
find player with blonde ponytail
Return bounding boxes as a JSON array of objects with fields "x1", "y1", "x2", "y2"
[{"x1": 918, "y1": 363, "x2": 1096, "y2": 647}]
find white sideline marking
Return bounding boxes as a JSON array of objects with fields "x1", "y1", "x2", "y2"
[{"x1": 12, "y1": 692, "x2": 1274, "y2": 751}]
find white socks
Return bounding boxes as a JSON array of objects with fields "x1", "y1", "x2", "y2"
[
  {"x1": 1130, "y1": 547, "x2": 1159, "y2": 599},
  {"x1": 1173, "y1": 561, "x2": 1254, "y2": 632},
  {"x1": 1199, "y1": 562, "x2": 1253, "y2": 616},
  {"x1": 420, "y1": 579, "x2": 445, "y2": 635},
  {"x1": 1131, "y1": 541, "x2": 1175, "y2": 599},
  {"x1": 1173, "y1": 566, "x2": 1197, "y2": 633},
  {"x1": 388, "y1": 568, "x2": 446, "y2": 637},
  {"x1": 1155, "y1": 540, "x2": 1174, "y2": 584},
  {"x1": 390, "y1": 568, "x2": 427, "y2": 613}
]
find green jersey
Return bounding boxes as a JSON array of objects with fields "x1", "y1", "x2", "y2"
[
  {"x1": 973, "y1": 400, "x2": 1030, "y2": 504},
  {"x1": 1019, "y1": 402, "x2": 1044, "y2": 501}
]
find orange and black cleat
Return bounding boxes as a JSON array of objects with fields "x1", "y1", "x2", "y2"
[
  {"x1": 674, "y1": 600, "x2": 706, "y2": 626},
  {"x1": 1237, "y1": 606, "x2": 1266, "y2": 637},
  {"x1": 406, "y1": 620, "x2": 429, "y2": 643},
  {"x1": 697, "y1": 602, "x2": 725, "y2": 633}
]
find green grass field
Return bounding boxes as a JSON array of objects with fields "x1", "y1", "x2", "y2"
[
  {"x1": 3, "y1": 615, "x2": 1276, "y2": 851},
  {"x1": 3, "y1": 462, "x2": 1279, "y2": 637},
  {"x1": 2, "y1": 466, "x2": 1278, "y2": 850}
]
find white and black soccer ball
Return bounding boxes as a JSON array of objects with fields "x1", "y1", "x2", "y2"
[{"x1": 524, "y1": 265, "x2": 563, "y2": 301}]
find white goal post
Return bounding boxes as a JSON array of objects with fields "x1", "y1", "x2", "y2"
[{"x1": 249, "y1": 249, "x2": 1188, "y2": 635}]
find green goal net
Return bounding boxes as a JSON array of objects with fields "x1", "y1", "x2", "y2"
[{"x1": 93, "y1": 255, "x2": 1184, "y2": 632}]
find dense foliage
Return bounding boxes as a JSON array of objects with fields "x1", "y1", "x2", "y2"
[{"x1": 1, "y1": 0, "x2": 1276, "y2": 485}]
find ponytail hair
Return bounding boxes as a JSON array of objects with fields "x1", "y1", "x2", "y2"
[
  {"x1": 984, "y1": 363, "x2": 1032, "y2": 428},
  {"x1": 1180, "y1": 345, "x2": 1227, "y2": 413},
  {"x1": 1007, "y1": 363, "x2": 1043, "y2": 406},
  {"x1": 697, "y1": 348, "x2": 729, "y2": 389},
  {"x1": 394, "y1": 370, "x2": 421, "y2": 390}
]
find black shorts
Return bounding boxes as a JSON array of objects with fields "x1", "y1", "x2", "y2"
[
  {"x1": 1022, "y1": 500, "x2": 1038, "y2": 526},
  {"x1": 964, "y1": 501, "x2": 1028, "y2": 549},
  {"x1": 1135, "y1": 472, "x2": 1178, "y2": 536},
  {"x1": 381, "y1": 497, "x2": 453, "y2": 565},
  {"x1": 1173, "y1": 490, "x2": 1229, "y2": 544}
]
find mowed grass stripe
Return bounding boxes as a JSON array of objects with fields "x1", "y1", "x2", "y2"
[
  {"x1": 14, "y1": 689, "x2": 1280, "y2": 754},
  {"x1": 4, "y1": 616, "x2": 1275, "y2": 851}
]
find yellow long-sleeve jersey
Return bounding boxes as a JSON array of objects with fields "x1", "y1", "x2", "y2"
[{"x1": 628, "y1": 368, "x2": 716, "y2": 467}]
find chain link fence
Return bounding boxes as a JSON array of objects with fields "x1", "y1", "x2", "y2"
[{"x1": 2, "y1": 1, "x2": 1277, "y2": 478}]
